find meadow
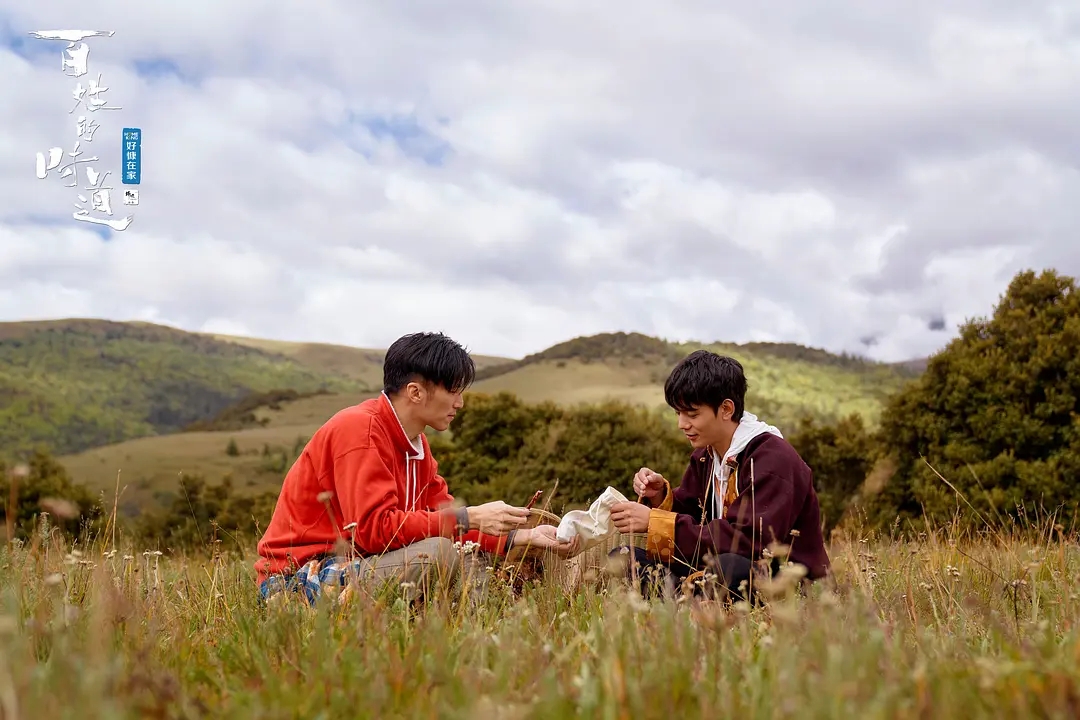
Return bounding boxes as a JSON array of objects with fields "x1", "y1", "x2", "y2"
[{"x1": 1, "y1": 514, "x2": 1078, "y2": 719}]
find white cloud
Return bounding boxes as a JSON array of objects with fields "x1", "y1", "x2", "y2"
[{"x1": 1, "y1": 1, "x2": 1079, "y2": 363}]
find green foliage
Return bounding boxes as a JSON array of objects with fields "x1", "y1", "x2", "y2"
[
  {"x1": 0, "y1": 320, "x2": 362, "y2": 458},
  {"x1": 432, "y1": 393, "x2": 690, "y2": 511},
  {"x1": 135, "y1": 474, "x2": 279, "y2": 550},
  {"x1": 786, "y1": 414, "x2": 875, "y2": 536},
  {"x1": 862, "y1": 269, "x2": 1080, "y2": 529},
  {"x1": 0, "y1": 450, "x2": 105, "y2": 541}
]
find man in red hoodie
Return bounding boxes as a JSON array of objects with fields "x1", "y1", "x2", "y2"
[{"x1": 255, "y1": 332, "x2": 577, "y2": 604}]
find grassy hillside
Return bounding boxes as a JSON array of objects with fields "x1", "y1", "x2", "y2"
[
  {"x1": 62, "y1": 391, "x2": 383, "y2": 514},
  {"x1": 0, "y1": 319, "x2": 365, "y2": 458},
  {"x1": 208, "y1": 332, "x2": 513, "y2": 387},
  {"x1": 58, "y1": 331, "x2": 917, "y2": 515},
  {"x1": 473, "y1": 332, "x2": 915, "y2": 428}
]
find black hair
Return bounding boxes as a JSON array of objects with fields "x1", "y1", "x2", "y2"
[
  {"x1": 382, "y1": 332, "x2": 476, "y2": 396},
  {"x1": 663, "y1": 350, "x2": 747, "y2": 421}
]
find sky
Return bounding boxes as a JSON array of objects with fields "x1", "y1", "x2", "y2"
[{"x1": 2, "y1": 2, "x2": 1078, "y2": 362}]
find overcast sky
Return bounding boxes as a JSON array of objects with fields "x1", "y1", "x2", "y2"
[{"x1": 2, "y1": 2, "x2": 1077, "y2": 362}]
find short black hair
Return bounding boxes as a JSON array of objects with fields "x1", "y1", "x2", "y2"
[
  {"x1": 663, "y1": 350, "x2": 747, "y2": 421},
  {"x1": 382, "y1": 332, "x2": 476, "y2": 396}
]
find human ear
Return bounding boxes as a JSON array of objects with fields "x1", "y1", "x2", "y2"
[
  {"x1": 721, "y1": 399, "x2": 735, "y2": 421},
  {"x1": 406, "y1": 381, "x2": 424, "y2": 404}
]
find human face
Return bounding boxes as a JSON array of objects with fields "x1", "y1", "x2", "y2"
[
  {"x1": 674, "y1": 400, "x2": 734, "y2": 449},
  {"x1": 418, "y1": 382, "x2": 465, "y2": 432}
]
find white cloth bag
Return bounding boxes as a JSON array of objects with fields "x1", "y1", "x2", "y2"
[{"x1": 555, "y1": 486, "x2": 629, "y2": 548}]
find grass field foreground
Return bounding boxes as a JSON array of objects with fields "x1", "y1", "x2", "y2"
[{"x1": 1, "y1": 519, "x2": 1079, "y2": 719}]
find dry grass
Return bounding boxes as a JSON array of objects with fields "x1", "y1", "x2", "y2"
[{"x1": 1, "y1": 516, "x2": 1078, "y2": 719}]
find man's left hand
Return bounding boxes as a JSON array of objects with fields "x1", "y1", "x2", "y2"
[
  {"x1": 513, "y1": 525, "x2": 581, "y2": 557},
  {"x1": 610, "y1": 501, "x2": 651, "y2": 534}
]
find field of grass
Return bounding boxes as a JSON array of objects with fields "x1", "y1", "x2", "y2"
[
  {"x1": 61, "y1": 391, "x2": 379, "y2": 514},
  {"x1": 1, "y1": 520, "x2": 1078, "y2": 718}
]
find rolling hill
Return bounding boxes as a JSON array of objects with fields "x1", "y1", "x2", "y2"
[
  {"x1": 0, "y1": 319, "x2": 515, "y2": 461},
  {"x1": 45, "y1": 327, "x2": 920, "y2": 515}
]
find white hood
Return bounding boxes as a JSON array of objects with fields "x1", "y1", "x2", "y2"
[
  {"x1": 709, "y1": 411, "x2": 783, "y2": 517},
  {"x1": 722, "y1": 411, "x2": 783, "y2": 462}
]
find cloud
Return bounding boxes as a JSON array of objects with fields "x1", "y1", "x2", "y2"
[{"x1": 1, "y1": 1, "x2": 1079, "y2": 362}]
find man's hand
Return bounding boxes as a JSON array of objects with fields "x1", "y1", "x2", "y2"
[
  {"x1": 633, "y1": 467, "x2": 667, "y2": 501},
  {"x1": 610, "y1": 501, "x2": 652, "y2": 534},
  {"x1": 513, "y1": 525, "x2": 581, "y2": 557},
  {"x1": 467, "y1": 501, "x2": 529, "y2": 535}
]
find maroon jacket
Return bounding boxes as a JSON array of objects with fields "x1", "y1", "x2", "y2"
[{"x1": 646, "y1": 434, "x2": 831, "y2": 580}]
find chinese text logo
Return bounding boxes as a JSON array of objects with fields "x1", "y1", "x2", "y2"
[{"x1": 30, "y1": 29, "x2": 139, "y2": 231}]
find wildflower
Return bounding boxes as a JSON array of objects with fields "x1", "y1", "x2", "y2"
[{"x1": 10, "y1": 464, "x2": 29, "y2": 479}]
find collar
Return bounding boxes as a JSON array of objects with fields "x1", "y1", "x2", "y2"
[{"x1": 378, "y1": 391, "x2": 425, "y2": 458}]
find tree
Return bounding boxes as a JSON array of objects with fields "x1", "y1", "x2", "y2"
[
  {"x1": 786, "y1": 413, "x2": 874, "y2": 536},
  {"x1": 859, "y1": 269, "x2": 1080, "y2": 528},
  {"x1": 0, "y1": 450, "x2": 104, "y2": 542}
]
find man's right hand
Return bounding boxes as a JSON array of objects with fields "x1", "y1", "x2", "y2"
[
  {"x1": 633, "y1": 467, "x2": 667, "y2": 502},
  {"x1": 467, "y1": 501, "x2": 529, "y2": 535}
]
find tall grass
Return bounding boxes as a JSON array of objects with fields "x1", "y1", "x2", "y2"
[{"x1": 1, "y1": 515, "x2": 1078, "y2": 719}]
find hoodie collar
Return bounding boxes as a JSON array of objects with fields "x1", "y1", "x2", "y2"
[
  {"x1": 378, "y1": 392, "x2": 425, "y2": 459},
  {"x1": 699, "y1": 411, "x2": 782, "y2": 467},
  {"x1": 720, "y1": 411, "x2": 782, "y2": 462}
]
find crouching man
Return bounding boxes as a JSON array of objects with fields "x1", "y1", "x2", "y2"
[
  {"x1": 609, "y1": 350, "x2": 830, "y2": 601},
  {"x1": 255, "y1": 331, "x2": 578, "y2": 605}
]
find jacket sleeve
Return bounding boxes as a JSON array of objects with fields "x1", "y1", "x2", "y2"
[
  {"x1": 423, "y1": 460, "x2": 511, "y2": 557},
  {"x1": 646, "y1": 469, "x2": 800, "y2": 565},
  {"x1": 332, "y1": 444, "x2": 464, "y2": 555},
  {"x1": 647, "y1": 462, "x2": 703, "y2": 519}
]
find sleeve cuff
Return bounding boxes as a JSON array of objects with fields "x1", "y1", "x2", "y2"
[{"x1": 646, "y1": 509, "x2": 677, "y2": 562}]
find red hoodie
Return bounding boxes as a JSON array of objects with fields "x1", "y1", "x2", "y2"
[{"x1": 254, "y1": 392, "x2": 510, "y2": 584}]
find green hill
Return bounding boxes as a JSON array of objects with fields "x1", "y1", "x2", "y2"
[
  {"x1": 0, "y1": 319, "x2": 367, "y2": 457},
  {"x1": 473, "y1": 332, "x2": 916, "y2": 428},
  {"x1": 50, "y1": 329, "x2": 919, "y2": 514}
]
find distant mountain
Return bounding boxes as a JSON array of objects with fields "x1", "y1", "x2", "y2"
[{"x1": 1, "y1": 320, "x2": 920, "y2": 463}]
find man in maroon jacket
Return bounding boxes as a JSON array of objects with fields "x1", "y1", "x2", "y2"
[{"x1": 609, "y1": 350, "x2": 831, "y2": 600}]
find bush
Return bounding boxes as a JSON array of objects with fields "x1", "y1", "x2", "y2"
[
  {"x1": 859, "y1": 269, "x2": 1080, "y2": 529},
  {"x1": 0, "y1": 450, "x2": 105, "y2": 542}
]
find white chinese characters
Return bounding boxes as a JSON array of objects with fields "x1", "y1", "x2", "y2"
[{"x1": 31, "y1": 29, "x2": 134, "y2": 232}]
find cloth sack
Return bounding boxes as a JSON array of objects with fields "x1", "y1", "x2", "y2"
[{"x1": 555, "y1": 486, "x2": 629, "y2": 548}]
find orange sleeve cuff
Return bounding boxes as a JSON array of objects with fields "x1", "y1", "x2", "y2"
[{"x1": 646, "y1": 509, "x2": 677, "y2": 562}]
